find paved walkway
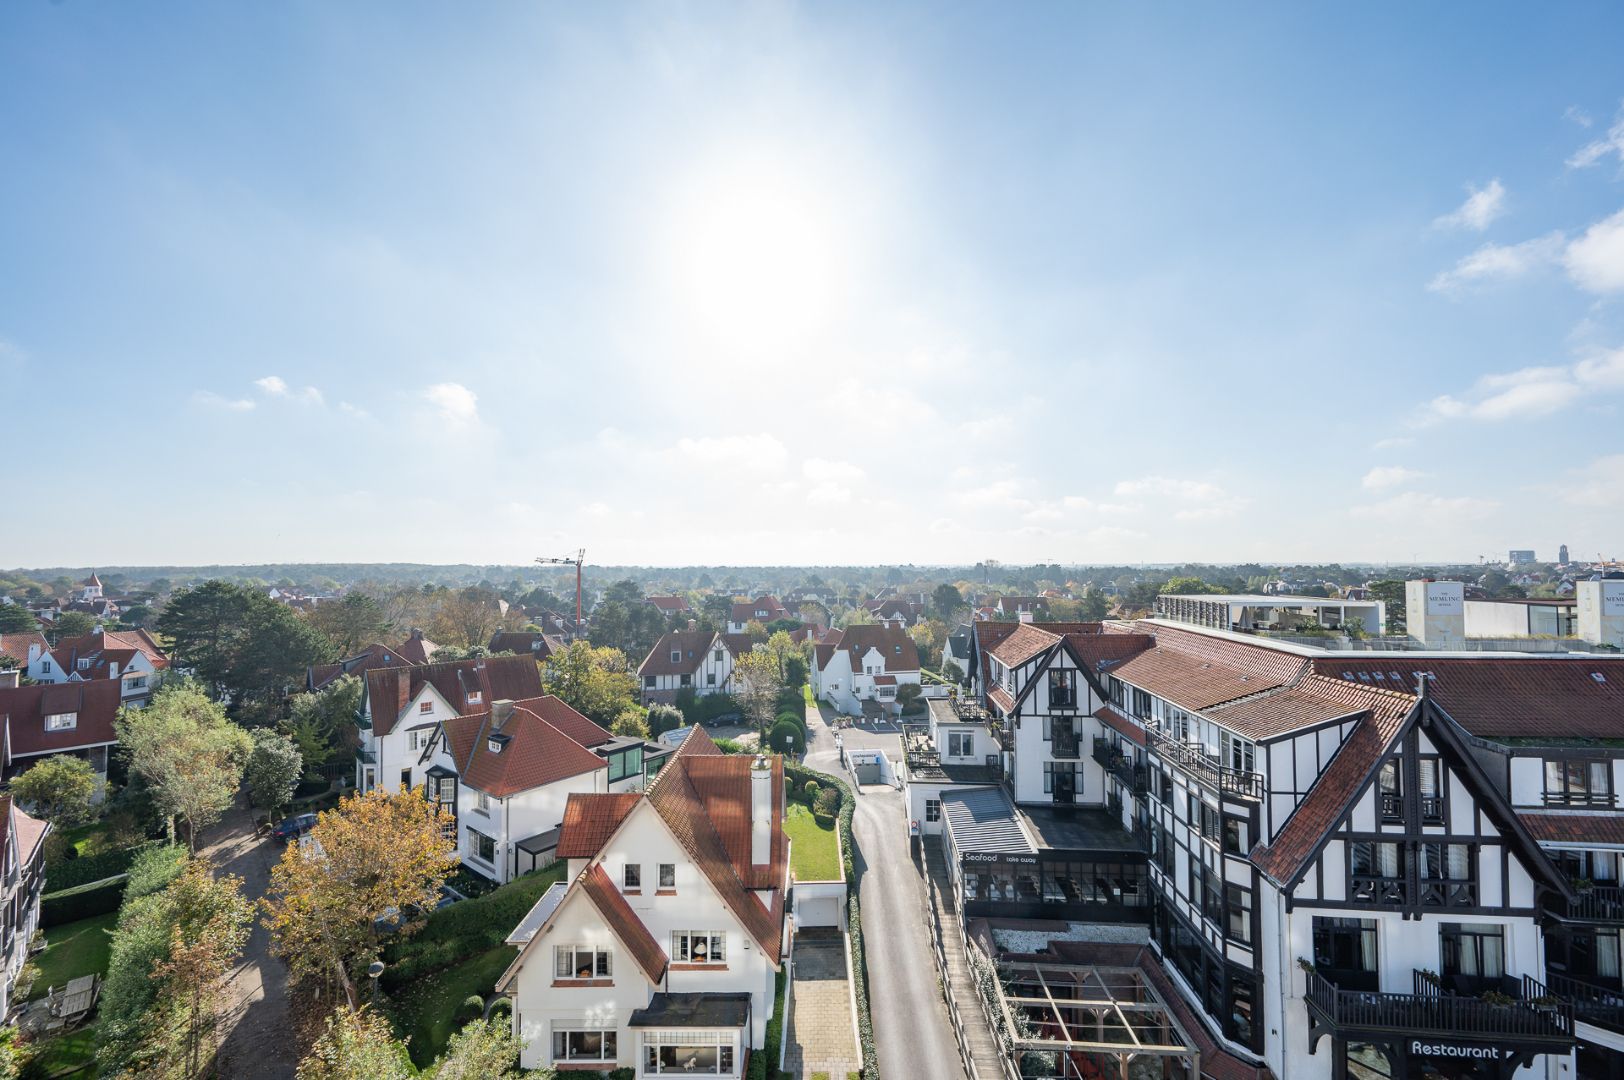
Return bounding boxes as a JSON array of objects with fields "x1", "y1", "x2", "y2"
[
  {"x1": 925, "y1": 839, "x2": 1005, "y2": 1078},
  {"x1": 200, "y1": 795, "x2": 297, "y2": 1080},
  {"x1": 783, "y1": 928, "x2": 861, "y2": 1079},
  {"x1": 802, "y1": 701, "x2": 966, "y2": 1080}
]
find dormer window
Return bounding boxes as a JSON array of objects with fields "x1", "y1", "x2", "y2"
[
  {"x1": 671, "y1": 651, "x2": 681, "y2": 663},
  {"x1": 45, "y1": 712, "x2": 77, "y2": 731},
  {"x1": 488, "y1": 732, "x2": 511, "y2": 755},
  {"x1": 467, "y1": 691, "x2": 482, "y2": 705},
  {"x1": 77, "y1": 658, "x2": 91, "y2": 670}
]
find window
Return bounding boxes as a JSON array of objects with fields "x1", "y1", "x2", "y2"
[
  {"x1": 1194, "y1": 800, "x2": 1221, "y2": 845},
  {"x1": 476, "y1": 791, "x2": 492, "y2": 814},
  {"x1": 551, "y1": 1026, "x2": 616, "y2": 1063},
  {"x1": 658, "y1": 863, "x2": 676, "y2": 889},
  {"x1": 671, "y1": 931, "x2": 726, "y2": 964},
  {"x1": 1049, "y1": 670, "x2": 1075, "y2": 707},
  {"x1": 1378, "y1": 759, "x2": 1402, "y2": 820},
  {"x1": 554, "y1": 946, "x2": 612, "y2": 979},
  {"x1": 1441, "y1": 923, "x2": 1505, "y2": 983},
  {"x1": 419, "y1": 701, "x2": 433, "y2": 715},
  {"x1": 680, "y1": 674, "x2": 692, "y2": 686},
  {"x1": 466, "y1": 691, "x2": 482, "y2": 705},
  {"x1": 1131, "y1": 688, "x2": 1152, "y2": 721},
  {"x1": 925, "y1": 799, "x2": 941, "y2": 823},
  {"x1": 43, "y1": 712, "x2": 77, "y2": 732},
  {"x1": 1545, "y1": 759, "x2": 1612, "y2": 806},
  {"x1": 713, "y1": 649, "x2": 723, "y2": 662},
  {"x1": 1350, "y1": 842, "x2": 1405, "y2": 904},
  {"x1": 77, "y1": 657, "x2": 91, "y2": 670},
  {"x1": 1226, "y1": 884, "x2": 1253, "y2": 943},
  {"x1": 1418, "y1": 757, "x2": 1444, "y2": 822},
  {"x1": 466, "y1": 827, "x2": 496, "y2": 866},
  {"x1": 707, "y1": 672, "x2": 716, "y2": 685},
  {"x1": 1223, "y1": 814, "x2": 1250, "y2": 855},
  {"x1": 1314, "y1": 918, "x2": 1379, "y2": 990},
  {"x1": 1421, "y1": 842, "x2": 1472, "y2": 881},
  {"x1": 409, "y1": 728, "x2": 429, "y2": 751},
  {"x1": 1042, "y1": 761, "x2": 1079, "y2": 794},
  {"x1": 671, "y1": 650, "x2": 681, "y2": 663},
  {"x1": 641, "y1": 1030, "x2": 735, "y2": 1075},
  {"x1": 948, "y1": 732, "x2": 972, "y2": 757},
  {"x1": 624, "y1": 863, "x2": 642, "y2": 890},
  {"x1": 1219, "y1": 730, "x2": 1254, "y2": 774},
  {"x1": 645, "y1": 675, "x2": 657, "y2": 689}
]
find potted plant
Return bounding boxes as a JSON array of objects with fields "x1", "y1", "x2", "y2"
[
  {"x1": 1297, "y1": 957, "x2": 1316, "y2": 975},
  {"x1": 1480, "y1": 990, "x2": 1516, "y2": 1007}
]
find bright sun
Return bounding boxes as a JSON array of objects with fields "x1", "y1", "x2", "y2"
[{"x1": 662, "y1": 153, "x2": 852, "y2": 352}]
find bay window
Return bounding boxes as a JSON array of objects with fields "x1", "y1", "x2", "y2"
[{"x1": 641, "y1": 1030, "x2": 736, "y2": 1075}]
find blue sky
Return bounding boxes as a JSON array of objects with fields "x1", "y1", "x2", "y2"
[{"x1": 5, "y1": 3, "x2": 1624, "y2": 568}]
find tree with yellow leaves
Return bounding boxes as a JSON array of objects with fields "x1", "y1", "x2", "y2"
[{"x1": 263, "y1": 787, "x2": 456, "y2": 1008}]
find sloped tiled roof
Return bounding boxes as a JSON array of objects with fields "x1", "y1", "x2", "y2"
[
  {"x1": 1094, "y1": 705, "x2": 1147, "y2": 748},
  {"x1": 487, "y1": 631, "x2": 563, "y2": 660},
  {"x1": 646, "y1": 595, "x2": 690, "y2": 612},
  {"x1": 0, "y1": 632, "x2": 49, "y2": 665},
  {"x1": 441, "y1": 696, "x2": 607, "y2": 798},
  {"x1": 987, "y1": 624, "x2": 1061, "y2": 667},
  {"x1": 557, "y1": 792, "x2": 642, "y2": 857},
  {"x1": 308, "y1": 642, "x2": 411, "y2": 692},
  {"x1": 1111, "y1": 628, "x2": 1309, "y2": 713},
  {"x1": 682, "y1": 752, "x2": 787, "y2": 890},
  {"x1": 1519, "y1": 811, "x2": 1624, "y2": 847},
  {"x1": 1314, "y1": 656, "x2": 1624, "y2": 739},
  {"x1": 579, "y1": 863, "x2": 669, "y2": 982},
  {"x1": 640, "y1": 631, "x2": 718, "y2": 677},
  {"x1": 829, "y1": 626, "x2": 919, "y2": 673},
  {"x1": 1063, "y1": 631, "x2": 1153, "y2": 673},
  {"x1": 395, "y1": 629, "x2": 440, "y2": 665},
  {"x1": 49, "y1": 628, "x2": 171, "y2": 681},
  {"x1": 0, "y1": 680, "x2": 124, "y2": 758},
  {"x1": 1206, "y1": 674, "x2": 1393, "y2": 741},
  {"x1": 364, "y1": 654, "x2": 542, "y2": 737}
]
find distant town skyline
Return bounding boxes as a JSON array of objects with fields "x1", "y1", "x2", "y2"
[{"x1": 4, "y1": 4, "x2": 1624, "y2": 567}]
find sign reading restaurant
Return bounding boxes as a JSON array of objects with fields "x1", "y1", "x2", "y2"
[{"x1": 1409, "y1": 1040, "x2": 1510, "y2": 1060}]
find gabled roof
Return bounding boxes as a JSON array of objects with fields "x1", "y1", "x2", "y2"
[
  {"x1": 440, "y1": 696, "x2": 607, "y2": 798},
  {"x1": 639, "y1": 631, "x2": 719, "y2": 677},
  {"x1": 49, "y1": 628, "x2": 171, "y2": 682},
  {"x1": 363, "y1": 654, "x2": 542, "y2": 737},
  {"x1": 579, "y1": 864, "x2": 668, "y2": 981},
  {"x1": 646, "y1": 595, "x2": 690, "y2": 612},
  {"x1": 307, "y1": 642, "x2": 411, "y2": 692},
  {"x1": 1110, "y1": 627, "x2": 1308, "y2": 713},
  {"x1": 1206, "y1": 674, "x2": 1391, "y2": 742},
  {"x1": 0, "y1": 632, "x2": 49, "y2": 666},
  {"x1": 557, "y1": 792, "x2": 642, "y2": 857},
  {"x1": 0, "y1": 680, "x2": 124, "y2": 759},
  {"x1": 987, "y1": 624, "x2": 1062, "y2": 667},
  {"x1": 729, "y1": 596, "x2": 788, "y2": 624},
  {"x1": 720, "y1": 633, "x2": 758, "y2": 660},
  {"x1": 487, "y1": 631, "x2": 563, "y2": 661},
  {"x1": 395, "y1": 629, "x2": 440, "y2": 665},
  {"x1": 825, "y1": 625, "x2": 919, "y2": 674}
]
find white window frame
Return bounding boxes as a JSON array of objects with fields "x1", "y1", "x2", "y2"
[
  {"x1": 641, "y1": 1029, "x2": 736, "y2": 1075},
  {"x1": 44, "y1": 712, "x2": 77, "y2": 732},
  {"x1": 671, "y1": 930, "x2": 726, "y2": 964},
  {"x1": 554, "y1": 945, "x2": 612, "y2": 980},
  {"x1": 419, "y1": 701, "x2": 434, "y2": 715}
]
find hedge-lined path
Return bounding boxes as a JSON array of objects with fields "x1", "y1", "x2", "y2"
[
  {"x1": 201, "y1": 793, "x2": 297, "y2": 1080},
  {"x1": 802, "y1": 701, "x2": 965, "y2": 1080},
  {"x1": 783, "y1": 928, "x2": 862, "y2": 1078}
]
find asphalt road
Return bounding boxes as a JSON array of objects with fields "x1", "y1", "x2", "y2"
[{"x1": 803, "y1": 705, "x2": 966, "y2": 1080}]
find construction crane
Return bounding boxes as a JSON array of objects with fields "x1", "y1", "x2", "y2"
[{"x1": 535, "y1": 548, "x2": 586, "y2": 638}]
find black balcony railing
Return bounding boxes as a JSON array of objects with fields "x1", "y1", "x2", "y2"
[
  {"x1": 1091, "y1": 738, "x2": 1147, "y2": 795},
  {"x1": 1419, "y1": 879, "x2": 1478, "y2": 907},
  {"x1": 1420, "y1": 795, "x2": 1445, "y2": 822},
  {"x1": 1552, "y1": 885, "x2": 1624, "y2": 924},
  {"x1": 1306, "y1": 969, "x2": 1573, "y2": 1046},
  {"x1": 1052, "y1": 729, "x2": 1080, "y2": 759},
  {"x1": 1546, "y1": 970, "x2": 1624, "y2": 1033},
  {"x1": 1146, "y1": 728, "x2": 1264, "y2": 800},
  {"x1": 1380, "y1": 791, "x2": 1402, "y2": 821},
  {"x1": 355, "y1": 746, "x2": 377, "y2": 764},
  {"x1": 1350, "y1": 875, "x2": 1409, "y2": 905},
  {"x1": 1544, "y1": 790, "x2": 1614, "y2": 809}
]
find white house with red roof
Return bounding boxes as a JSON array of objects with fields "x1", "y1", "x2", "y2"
[
  {"x1": 415, "y1": 695, "x2": 668, "y2": 884},
  {"x1": 726, "y1": 596, "x2": 789, "y2": 634},
  {"x1": 637, "y1": 630, "x2": 737, "y2": 705},
  {"x1": 355, "y1": 655, "x2": 543, "y2": 795},
  {"x1": 0, "y1": 632, "x2": 52, "y2": 683},
  {"x1": 33, "y1": 628, "x2": 170, "y2": 704},
  {"x1": 495, "y1": 728, "x2": 787, "y2": 1076},
  {"x1": 812, "y1": 625, "x2": 921, "y2": 716},
  {"x1": 0, "y1": 796, "x2": 48, "y2": 1021},
  {"x1": 0, "y1": 680, "x2": 124, "y2": 785}
]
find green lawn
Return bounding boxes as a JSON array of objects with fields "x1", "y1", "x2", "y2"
[
  {"x1": 30, "y1": 911, "x2": 118, "y2": 1000},
  {"x1": 803, "y1": 683, "x2": 815, "y2": 707},
  {"x1": 23, "y1": 1021, "x2": 99, "y2": 1078},
  {"x1": 393, "y1": 944, "x2": 517, "y2": 1067},
  {"x1": 785, "y1": 803, "x2": 841, "y2": 882}
]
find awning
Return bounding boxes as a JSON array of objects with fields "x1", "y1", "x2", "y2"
[
  {"x1": 629, "y1": 993, "x2": 751, "y2": 1028},
  {"x1": 941, "y1": 787, "x2": 1036, "y2": 855},
  {"x1": 515, "y1": 827, "x2": 561, "y2": 855}
]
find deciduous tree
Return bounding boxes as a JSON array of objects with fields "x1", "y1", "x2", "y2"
[
  {"x1": 287, "y1": 675, "x2": 362, "y2": 775},
  {"x1": 731, "y1": 649, "x2": 784, "y2": 743},
  {"x1": 540, "y1": 641, "x2": 639, "y2": 728},
  {"x1": 7, "y1": 755, "x2": 97, "y2": 827},
  {"x1": 245, "y1": 729, "x2": 304, "y2": 816},
  {"x1": 263, "y1": 788, "x2": 456, "y2": 1008},
  {"x1": 307, "y1": 593, "x2": 390, "y2": 657},
  {"x1": 115, "y1": 682, "x2": 252, "y2": 852}
]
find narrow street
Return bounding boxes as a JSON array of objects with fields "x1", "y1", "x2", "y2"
[
  {"x1": 199, "y1": 795, "x2": 297, "y2": 1080},
  {"x1": 803, "y1": 702, "x2": 967, "y2": 1080}
]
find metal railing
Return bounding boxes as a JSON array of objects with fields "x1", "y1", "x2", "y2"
[
  {"x1": 1553, "y1": 885, "x2": 1624, "y2": 923},
  {"x1": 1306, "y1": 969, "x2": 1573, "y2": 1042},
  {"x1": 1092, "y1": 738, "x2": 1147, "y2": 795},
  {"x1": 1546, "y1": 970, "x2": 1624, "y2": 1032},
  {"x1": 1146, "y1": 729, "x2": 1264, "y2": 800},
  {"x1": 923, "y1": 868, "x2": 984, "y2": 1080}
]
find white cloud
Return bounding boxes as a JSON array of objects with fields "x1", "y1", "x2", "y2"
[
  {"x1": 194, "y1": 391, "x2": 256, "y2": 412},
  {"x1": 1575, "y1": 347, "x2": 1624, "y2": 389},
  {"x1": 338, "y1": 401, "x2": 372, "y2": 420},
  {"x1": 1114, "y1": 475, "x2": 1247, "y2": 520},
  {"x1": 255, "y1": 375, "x2": 289, "y2": 396},
  {"x1": 299, "y1": 385, "x2": 324, "y2": 405},
  {"x1": 1568, "y1": 104, "x2": 1624, "y2": 169},
  {"x1": 668, "y1": 433, "x2": 787, "y2": 474},
  {"x1": 1362, "y1": 465, "x2": 1425, "y2": 490},
  {"x1": 1422, "y1": 365, "x2": 1583, "y2": 423},
  {"x1": 1564, "y1": 209, "x2": 1624, "y2": 294},
  {"x1": 960, "y1": 414, "x2": 1014, "y2": 439},
  {"x1": 1350, "y1": 491, "x2": 1498, "y2": 521},
  {"x1": 1372, "y1": 435, "x2": 1415, "y2": 451},
  {"x1": 802, "y1": 458, "x2": 865, "y2": 484},
  {"x1": 1433, "y1": 179, "x2": 1506, "y2": 232},
  {"x1": 1427, "y1": 232, "x2": 1564, "y2": 293},
  {"x1": 1566, "y1": 105, "x2": 1594, "y2": 130},
  {"x1": 1560, "y1": 454, "x2": 1624, "y2": 507},
  {"x1": 422, "y1": 382, "x2": 481, "y2": 428}
]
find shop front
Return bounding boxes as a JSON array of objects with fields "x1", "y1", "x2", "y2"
[{"x1": 1338, "y1": 1036, "x2": 1570, "y2": 1080}]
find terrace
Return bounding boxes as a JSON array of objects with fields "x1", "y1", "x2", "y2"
[
  {"x1": 1145, "y1": 727, "x2": 1263, "y2": 801},
  {"x1": 1304, "y1": 969, "x2": 1573, "y2": 1052},
  {"x1": 1091, "y1": 737, "x2": 1147, "y2": 796}
]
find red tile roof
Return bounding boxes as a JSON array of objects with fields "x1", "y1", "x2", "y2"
[
  {"x1": 730, "y1": 596, "x2": 789, "y2": 624},
  {"x1": 49, "y1": 628, "x2": 170, "y2": 682},
  {"x1": 557, "y1": 792, "x2": 642, "y2": 857},
  {"x1": 1110, "y1": 629, "x2": 1308, "y2": 713},
  {"x1": 580, "y1": 864, "x2": 669, "y2": 982},
  {"x1": 395, "y1": 629, "x2": 440, "y2": 665},
  {"x1": 0, "y1": 680, "x2": 124, "y2": 759},
  {"x1": 364, "y1": 654, "x2": 542, "y2": 737},
  {"x1": 682, "y1": 753, "x2": 787, "y2": 890},
  {"x1": 828, "y1": 626, "x2": 919, "y2": 674},
  {"x1": 1519, "y1": 811, "x2": 1624, "y2": 847},
  {"x1": 1094, "y1": 705, "x2": 1146, "y2": 748},
  {"x1": 1313, "y1": 656, "x2": 1624, "y2": 739},
  {"x1": 487, "y1": 631, "x2": 563, "y2": 660},
  {"x1": 646, "y1": 595, "x2": 690, "y2": 613},
  {"x1": 1206, "y1": 674, "x2": 1395, "y2": 741},
  {"x1": 441, "y1": 697, "x2": 608, "y2": 798},
  {"x1": 308, "y1": 642, "x2": 412, "y2": 692},
  {"x1": 639, "y1": 631, "x2": 718, "y2": 677},
  {"x1": 1063, "y1": 631, "x2": 1153, "y2": 673},
  {"x1": 0, "y1": 632, "x2": 49, "y2": 666},
  {"x1": 987, "y1": 624, "x2": 1061, "y2": 667}
]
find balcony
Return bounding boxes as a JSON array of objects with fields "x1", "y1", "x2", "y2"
[
  {"x1": 1051, "y1": 728, "x2": 1080, "y2": 759},
  {"x1": 1146, "y1": 728, "x2": 1264, "y2": 800},
  {"x1": 1305, "y1": 969, "x2": 1574, "y2": 1051},
  {"x1": 355, "y1": 746, "x2": 378, "y2": 764},
  {"x1": 1349, "y1": 875, "x2": 1478, "y2": 908},
  {"x1": 1546, "y1": 970, "x2": 1624, "y2": 1033},
  {"x1": 1092, "y1": 739, "x2": 1148, "y2": 795},
  {"x1": 1551, "y1": 885, "x2": 1624, "y2": 924}
]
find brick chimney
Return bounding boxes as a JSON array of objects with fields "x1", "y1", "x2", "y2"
[
  {"x1": 492, "y1": 698, "x2": 516, "y2": 729},
  {"x1": 751, "y1": 755, "x2": 774, "y2": 866}
]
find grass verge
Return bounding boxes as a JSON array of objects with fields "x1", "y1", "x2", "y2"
[
  {"x1": 392, "y1": 944, "x2": 517, "y2": 1067},
  {"x1": 29, "y1": 911, "x2": 117, "y2": 1000}
]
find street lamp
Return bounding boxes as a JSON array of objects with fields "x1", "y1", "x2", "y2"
[{"x1": 367, "y1": 960, "x2": 385, "y2": 1006}]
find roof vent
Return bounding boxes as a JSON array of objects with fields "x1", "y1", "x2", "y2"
[{"x1": 1593, "y1": 672, "x2": 1607, "y2": 684}]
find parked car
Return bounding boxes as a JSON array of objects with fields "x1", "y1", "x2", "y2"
[
  {"x1": 374, "y1": 885, "x2": 461, "y2": 934},
  {"x1": 270, "y1": 813, "x2": 319, "y2": 843}
]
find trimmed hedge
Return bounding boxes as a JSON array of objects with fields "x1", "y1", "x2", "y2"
[
  {"x1": 784, "y1": 762, "x2": 879, "y2": 1080},
  {"x1": 44, "y1": 841, "x2": 155, "y2": 892},
  {"x1": 380, "y1": 864, "x2": 566, "y2": 990},
  {"x1": 42, "y1": 875, "x2": 127, "y2": 926},
  {"x1": 749, "y1": 967, "x2": 789, "y2": 1080}
]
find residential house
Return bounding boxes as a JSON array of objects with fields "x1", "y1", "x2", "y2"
[
  {"x1": 495, "y1": 728, "x2": 787, "y2": 1075},
  {"x1": 865, "y1": 598, "x2": 925, "y2": 628},
  {"x1": 488, "y1": 631, "x2": 564, "y2": 661},
  {"x1": 726, "y1": 597, "x2": 789, "y2": 634},
  {"x1": 994, "y1": 596, "x2": 1049, "y2": 619},
  {"x1": 417, "y1": 695, "x2": 667, "y2": 884},
  {"x1": 355, "y1": 655, "x2": 543, "y2": 794},
  {"x1": 638, "y1": 631, "x2": 736, "y2": 705},
  {"x1": 812, "y1": 625, "x2": 921, "y2": 717},
  {"x1": 646, "y1": 596, "x2": 691, "y2": 615},
  {"x1": 37, "y1": 628, "x2": 170, "y2": 704},
  {"x1": 942, "y1": 623, "x2": 972, "y2": 682},
  {"x1": 0, "y1": 680, "x2": 124, "y2": 784},
  {"x1": 395, "y1": 628, "x2": 442, "y2": 665},
  {"x1": 306, "y1": 642, "x2": 413, "y2": 693},
  {"x1": 0, "y1": 797, "x2": 48, "y2": 1022},
  {"x1": 0, "y1": 632, "x2": 51, "y2": 682}
]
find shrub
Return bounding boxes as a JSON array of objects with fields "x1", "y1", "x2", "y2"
[
  {"x1": 41, "y1": 875, "x2": 126, "y2": 926},
  {"x1": 458, "y1": 993, "x2": 486, "y2": 1023},
  {"x1": 815, "y1": 787, "x2": 841, "y2": 818},
  {"x1": 42, "y1": 842, "x2": 157, "y2": 892},
  {"x1": 768, "y1": 720, "x2": 802, "y2": 754},
  {"x1": 381, "y1": 865, "x2": 566, "y2": 989},
  {"x1": 802, "y1": 780, "x2": 821, "y2": 805},
  {"x1": 609, "y1": 1070, "x2": 636, "y2": 1080},
  {"x1": 646, "y1": 704, "x2": 684, "y2": 737},
  {"x1": 124, "y1": 844, "x2": 188, "y2": 901},
  {"x1": 714, "y1": 738, "x2": 747, "y2": 755}
]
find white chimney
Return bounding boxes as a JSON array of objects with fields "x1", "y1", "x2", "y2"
[
  {"x1": 0, "y1": 669, "x2": 18, "y2": 690},
  {"x1": 750, "y1": 755, "x2": 774, "y2": 866},
  {"x1": 1017, "y1": 610, "x2": 1035, "y2": 624}
]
